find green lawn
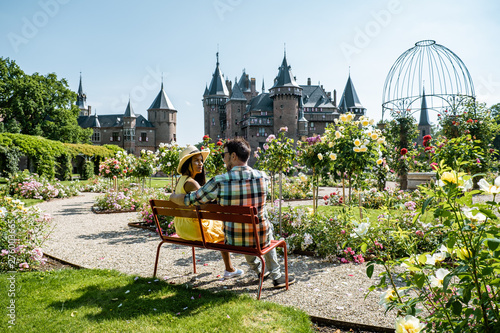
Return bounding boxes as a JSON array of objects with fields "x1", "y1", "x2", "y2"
[{"x1": 0, "y1": 269, "x2": 312, "y2": 333}]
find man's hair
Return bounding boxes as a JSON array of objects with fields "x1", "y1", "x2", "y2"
[{"x1": 224, "y1": 137, "x2": 251, "y2": 162}]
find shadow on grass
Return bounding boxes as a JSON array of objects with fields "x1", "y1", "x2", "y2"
[{"x1": 49, "y1": 273, "x2": 240, "y2": 322}]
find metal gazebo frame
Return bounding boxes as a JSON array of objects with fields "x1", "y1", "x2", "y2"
[{"x1": 382, "y1": 40, "x2": 475, "y2": 120}]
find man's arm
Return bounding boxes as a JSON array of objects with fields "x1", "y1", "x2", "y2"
[{"x1": 169, "y1": 193, "x2": 187, "y2": 206}]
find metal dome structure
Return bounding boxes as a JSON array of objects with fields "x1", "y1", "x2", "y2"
[{"x1": 382, "y1": 40, "x2": 475, "y2": 120}]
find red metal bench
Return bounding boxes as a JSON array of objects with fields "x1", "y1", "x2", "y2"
[{"x1": 149, "y1": 199, "x2": 289, "y2": 299}]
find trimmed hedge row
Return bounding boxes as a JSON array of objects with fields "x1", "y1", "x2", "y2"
[{"x1": 0, "y1": 133, "x2": 119, "y2": 180}]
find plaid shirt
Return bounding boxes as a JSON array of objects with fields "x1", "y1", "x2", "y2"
[{"x1": 184, "y1": 166, "x2": 271, "y2": 248}]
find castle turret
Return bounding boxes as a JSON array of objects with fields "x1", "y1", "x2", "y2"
[
  {"x1": 269, "y1": 52, "x2": 302, "y2": 137},
  {"x1": 203, "y1": 52, "x2": 229, "y2": 141},
  {"x1": 148, "y1": 81, "x2": 177, "y2": 146},
  {"x1": 338, "y1": 74, "x2": 365, "y2": 116},
  {"x1": 76, "y1": 73, "x2": 90, "y2": 116}
]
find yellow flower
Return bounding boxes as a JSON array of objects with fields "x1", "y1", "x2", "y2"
[
  {"x1": 377, "y1": 158, "x2": 383, "y2": 165},
  {"x1": 455, "y1": 247, "x2": 471, "y2": 260},
  {"x1": 371, "y1": 133, "x2": 379, "y2": 140},
  {"x1": 359, "y1": 145, "x2": 367, "y2": 152},
  {"x1": 339, "y1": 114, "x2": 348, "y2": 122},
  {"x1": 361, "y1": 119, "x2": 370, "y2": 126},
  {"x1": 353, "y1": 147, "x2": 360, "y2": 152},
  {"x1": 329, "y1": 153, "x2": 337, "y2": 161},
  {"x1": 338, "y1": 126, "x2": 344, "y2": 132},
  {"x1": 328, "y1": 141, "x2": 334, "y2": 147},
  {"x1": 317, "y1": 153, "x2": 323, "y2": 160},
  {"x1": 299, "y1": 173, "x2": 307, "y2": 182},
  {"x1": 395, "y1": 315, "x2": 425, "y2": 333},
  {"x1": 379, "y1": 288, "x2": 398, "y2": 309},
  {"x1": 354, "y1": 138, "x2": 362, "y2": 147},
  {"x1": 335, "y1": 131, "x2": 342, "y2": 139},
  {"x1": 369, "y1": 119, "x2": 375, "y2": 125},
  {"x1": 441, "y1": 171, "x2": 458, "y2": 184},
  {"x1": 377, "y1": 137, "x2": 386, "y2": 145},
  {"x1": 346, "y1": 113, "x2": 354, "y2": 121}
]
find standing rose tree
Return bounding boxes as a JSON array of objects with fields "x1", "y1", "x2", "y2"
[
  {"x1": 157, "y1": 142, "x2": 182, "y2": 192},
  {"x1": 199, "y1": 135, "x2": 226, "y2": 178},
  {"x1": 323, "y1": 113, "x2": 385, "y2": 205},
  {"x1": 132, "y1": 149, "x2": 159, "y2": 190},
  {"x1": 297, "y1": 134, "x2": 332, "y2": 214},
  {"x1": 98, "y1": 151, "x2": 134, "y2": 191},
  {"x1": 255, "y1": 127, "x2": 295, "y2": 234}
]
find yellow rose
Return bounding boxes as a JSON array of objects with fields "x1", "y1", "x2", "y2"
[
  {"x1": 329, "y1": 153, "x2": 337, "y2": 161},
  {"x1": 361, "y1": 119, "x2": 370, "y2": 126},
  {"x1": 340, "y1": 114, "x2": 348, "y2": 122},
  {"x1": 353, "y1": 147, "x2": 360, "y2": 152},
  {"x1": 371, "y1": 133, "x2": 379, "y2": 140},
  {"x1": 377, "y1": 137, "x2": 385, "y2": 145},
  {"x1": 328, "y1": 141, "x2": 334, "y2": 147},
  {"x1": 359, "y1": 146, "x2": 367, "y2": 152},
  {"x1": 335, "y1": 131, "x2": 342, "y2": 139},
  {"x1": 369, "y1": 119, "x2": 375, "y2": 125},
  {"x1": 441, "y1": 171, "x2": 458, "y2": 184},
  {"x1": 347, "y1": 114, "x2": 354, "y2": 121},
  {"x1": 377, "y1": 158, "x2": 383, "y2": 165},
  {"x1": 354, "y1": 138, "x2": 362, "y2": 147},
  {"x1": 317, "y1": 153, "x2": 323, "y2": 160}
]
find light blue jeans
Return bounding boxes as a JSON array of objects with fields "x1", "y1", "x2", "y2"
[{"x1": 244, "y1": 234, "x2": 281, "y2": 280}]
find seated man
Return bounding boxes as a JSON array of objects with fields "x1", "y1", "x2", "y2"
[{"x1": 170, "y1": 137, "x2": 295, "y2": 288}]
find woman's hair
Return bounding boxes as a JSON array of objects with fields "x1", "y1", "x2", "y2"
[{"x1": 180, "y1": 154, "x2": 206, "y2": 186}]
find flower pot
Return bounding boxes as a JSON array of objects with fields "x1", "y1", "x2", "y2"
[{"x1": 407, "y1": 172, "x2": 436, "y2": 190}]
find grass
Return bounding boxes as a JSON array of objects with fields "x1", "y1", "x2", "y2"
[{"x1": 0, "y1": 268, "x2": 312, "y2": 333}]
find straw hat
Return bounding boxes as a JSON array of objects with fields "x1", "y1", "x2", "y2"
[{"x1": 177, "y1": 145, "x2": 210, "y2": 174}]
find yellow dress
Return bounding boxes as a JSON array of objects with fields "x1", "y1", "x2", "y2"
[{"x1": 173, "y1": 176, "x2": 225, "y2": 243}]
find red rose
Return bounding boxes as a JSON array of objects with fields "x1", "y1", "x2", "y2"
[
  {"x1": 423, "y1": 135, "x2": 431, "y2": 141},
  {"x1": 401, "y1": 148, "x2": 408, "y2": 155},
  {"x1": 203, "y1": 135, "x2": 210, "y2": 141},
  {"x1": 216, "y1": 141, "x2": 223, "y2": 146},
  {"x1": 424, "y1": 146, "x2": 432, "y2": 151}
]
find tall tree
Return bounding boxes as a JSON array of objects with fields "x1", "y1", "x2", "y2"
[{"x1": 0, "y1": 57, "x2": 91, "y2": 143}]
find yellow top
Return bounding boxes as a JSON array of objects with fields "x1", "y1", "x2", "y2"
[{"x1": 173, "y1": 175, "x2": 224, "y2": 243}]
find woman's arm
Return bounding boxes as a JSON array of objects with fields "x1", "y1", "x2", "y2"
[{"x1": 183, "y1": 178, "x2": 200, "y2": 193}]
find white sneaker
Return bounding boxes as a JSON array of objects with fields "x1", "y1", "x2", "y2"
[{"x1": 224, "y1": 268, "x2": 244, "y2": 279}]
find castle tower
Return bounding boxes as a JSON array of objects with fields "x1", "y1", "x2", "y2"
[
  {"x1": 417, "y1": 87, "x2": 431, "y2": 144},
  {"x1": 226, "y1": 78, "x2": 247, "y2": 139},
  {"x1": 269, "y1": 52, "x2": 302, "y2": 137},
  {"x1": 76, "y1": 73, "x2": 90, "y2": 116},
  {"x1": 123, "y1": 99, "x2": 137, "y2": 154},
  {"x1": 148, "y1": 81, "x2": 177, "y2": 145},
  {"x1": 203, "y1": 52, "x2": 229, "y2": 141}
]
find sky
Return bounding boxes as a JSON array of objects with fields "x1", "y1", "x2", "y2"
[{"x1": 1, "y1": 0, "x2": 500, "y2": 145}]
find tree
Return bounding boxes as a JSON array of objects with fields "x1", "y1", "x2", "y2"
[{"x1": 0, "y1": 57, "x2": 92, "y2": 143}]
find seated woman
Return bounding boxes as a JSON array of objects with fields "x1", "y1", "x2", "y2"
[{"x1": 171, "y1": 145, "x2": 243, "y2": 279}]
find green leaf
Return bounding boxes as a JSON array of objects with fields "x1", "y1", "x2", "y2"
[
  {"x1": 414, "y1": 273, "x2": 425, "y2": 288},
  {"x1": 485, "y1": 238, "x2": 500, "y2": 251},
  {"x1": 451, "y1": 301, "x2": 463, "y2": 315},
  {"x1": 463, "y1": 288, "x2": 471, "y2": 304},
  {"x1": 418, "y1": 254, "x2": 427, "y2": 265},
  {"x1": 443, "y1": 274, "x2": 453, "y2": 292},
  {"x1": 360, "y1": 242, "x2": 368, "y2": 253},
  {"x1": 422, "y1": 197, "x2": 433, "y2": 214},
  {"x1": 366, "y1": 264, "x2": 374, "y2": 279},
  {"x1": 482, "y1": 266, "x2": 494, "y2": 276}
]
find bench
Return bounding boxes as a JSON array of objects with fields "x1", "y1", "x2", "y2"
[{"x1": 149, "y1": 199, "x2": 289, "y2": 299}]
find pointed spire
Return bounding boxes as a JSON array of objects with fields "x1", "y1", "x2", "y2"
[
  {"x1": 78, "y1": 72, "x2": 84, "y2": 95},
  {"x1": 338, "y1": 74, "x2": 363, "y2": 113},
  {"x1": 262, "y1": 78, "x2": 265, "y2": 93},
  {"x1": 148, "y1": 82, "x2": 176, "y2": 110},
  {"x1": 419, "y1": 87, "x2": 431, "y2": 126},
  {"x1": 230, "y1": 79, "x2": 246, "y2": 100},
  {"x1": 203, "y1": 84, "x2": 209, "y2": 96},
  {"x1": 271, "y1": 52, "x2": 300, "y2": 88},
  {"x1": 124, "y1": 99, "x2": 137, "y2": 118},
  {"x1": 207, "y1": 52, "x2": 229, "y2": 96},
  {"x1": 76, "y1": 72, "x2": 88, "y2": 111},
  {"x1": 238, "y1": 69, "x2": 251, "y2": 92}
]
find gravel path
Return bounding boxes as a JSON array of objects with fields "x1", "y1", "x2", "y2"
[{"x1": 39, "y1": 192, "x2": 397, "y2": 329}]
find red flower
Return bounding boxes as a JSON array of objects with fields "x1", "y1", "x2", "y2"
[
  {"x1": 203, "y1": 135, "x2": 210, "y2": 141},
  {"x1": 424, "y1": 146, "x2": 432, "y2": 151},
  {"x1": 423, "y1": 135, "x2": 431, "y2": 141},
  {"x1": 400, "y1": 148, "x2": 408, "y2": 155},
  {"x1": 216, "y1": 141, "x2": 223, "y2": 146}
]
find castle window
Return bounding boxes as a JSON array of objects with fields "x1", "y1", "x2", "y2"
[
  {"x1": 140, "y1": 132, "x2": 147, "y2": 142},
  {"x1": 92, "y1": 131, "x2": 101, "y2": 142},
  {"x1": 212, "y1": 118, "x2": 215, "y2": 126},
  {"x1": 112, "y1": 132, "x2": 119, "y2": 142},
  {"x1": 124, "y1": 129, "x2": 135, "y2": 142},
  {"x1": 258, "y1": 127, "x2": 265, "y2": 136},
  {"x1": 280, "y1": 105, "x2": 284, "y2": 109},
  {"x1": 310, "y1": 122, "x2": 315, "y2": 128}
]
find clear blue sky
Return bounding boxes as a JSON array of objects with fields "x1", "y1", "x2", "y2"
[{"x1": 1, "y1": 0, "x2": 499, "y2": 145}]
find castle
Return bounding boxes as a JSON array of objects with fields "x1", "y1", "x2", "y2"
[
  {"x1": 202, "y1": 52, "x2": 366, "y2": 163},
  {"x1": 77, "y1": 75, "x2": 177, "y2": 156},
  {"x1": 76, "y1": 52, "x2": 368, "y2": 159}
]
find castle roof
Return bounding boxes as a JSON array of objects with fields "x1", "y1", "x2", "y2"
[
  {"x1": 338, "y1": 75, "x2": 364, "y2": 113},
  {"x1": 207, "y1": 53, "x2": 229, "y2": 97},
  {"x1": 78, "y1": 114, "x2": 153, "y2": 129},
  {"x1": 419, "y1": 87, "x2": 431, "y2": 126},
  {"x1": 148, "y1": 83, "x2": 176, "y2": 110},
  {"x1": 230, "y1": 79, "x2": 247, "y2": 101},
  {"x1": 238, "y1": 70, "x2": 251, "y2": 92},
  {"x1": 300, "y1": 85, "x2": 335, "y2": 109},
  {"x1": 123, "y1": 100, "x2": 136, "y2": 118},
  {"x1": 271, "y1": 54, "x2": 300, "y2": 89},
  {"x1": 246, "y1": 93, "x2": 273, "y2": 112}
]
